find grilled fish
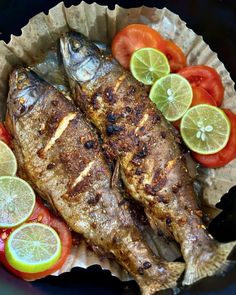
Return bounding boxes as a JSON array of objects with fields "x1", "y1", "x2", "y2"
[
  {"x1": 6, "y1": 67, "x2": 184, "y2": 295},
  {"x1": 60, "y1": 32, "x2": 236, "y2": 285}
]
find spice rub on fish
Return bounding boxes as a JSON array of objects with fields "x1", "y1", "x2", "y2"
[
  {"x1": 6, "y1": 68, "x2": 184, "y2": 295},
  {"x1": 60, "y1": 32, "x2": 236, "y2": 285}
]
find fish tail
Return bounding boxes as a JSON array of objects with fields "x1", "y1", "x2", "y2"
[
  {"x1": 140, "y1": 262, "x2": 185, "y2": 295},
  {"x1": 183, "y1": 241, "x2": 236, "y2": 286}
]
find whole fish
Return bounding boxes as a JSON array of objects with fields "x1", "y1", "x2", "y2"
[
  {"x1": 6, "y1": 67, "x2": 184, "y2": 295},
  {"x1": 60, "y1": 31, "x2": 236, "y2": 285}
]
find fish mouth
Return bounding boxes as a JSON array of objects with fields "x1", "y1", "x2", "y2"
[{"x1": 7, "y1": 67, "x2": 45, "y2": 118}]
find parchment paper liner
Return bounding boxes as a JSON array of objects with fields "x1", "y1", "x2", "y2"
[{"x1": 0, "y1": 1, "x2": 235, "y2": 281}]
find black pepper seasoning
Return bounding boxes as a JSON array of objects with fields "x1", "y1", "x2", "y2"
[
  {"x1": 137, "y1": 267, "x2": 144, "y2": 275},
  {"x1": 84, "y1": 140, "x2": 95, "y2": 149},
  {"x1": 143, "y1": 261, "x2": 152, "y2": 269},
  {"x1": 166, "y1": 217, "x2": 172, "y2": 225}
]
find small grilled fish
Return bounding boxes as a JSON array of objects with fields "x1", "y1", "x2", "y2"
[
  {"x1": 60, "y1": 32, "x2": 236, "y2": 285},
  {"x1": 6, "y1": 67, "x2": 184, "y2": 295}
]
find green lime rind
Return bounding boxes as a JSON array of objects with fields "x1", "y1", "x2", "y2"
[
  {"x1": 5, "y1": 223, "x2": 62, "y2": 273},
  {"x1": 180, "y1": 104, "x2": 231, "y2": 155},
  {"x1": 0, "y1": 140, "x2": 17, "y2": 177},
  {"x1": 0, "y1": 176, "x2": 36, "y2": 228},
  {"x1": 130, "y1": 47, "x2": 170, "y2": 85},
  {"x1": 149, "y1": 73, "x2": 193, "y2": 121}
]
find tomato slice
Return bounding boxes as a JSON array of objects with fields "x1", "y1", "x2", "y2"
[
  {"x1": 112, "y1": 24, "x2": 166, "y2": 69},
  {"x1": 192, "y1": 109, "x2": 236, "y2": 168},
  {"x1": 0, "y1": 122, "x2": 11, "y2": 146},
  {"x1": 0, "y1": 206, "x2": 72, "y2": 280},
  {"x1": 178, "y1": 65, "x2": 224, "y2": 106},
  {"x1": 164, "y1": 40, "x2": 186, "y2": 72},
  {"x1": 191, "y1": 86, "x2": 217, "y2": 107},
  {"x1": 28, "y1": 198, "x2": 51, "y2": 224},
  {"x1": 172, "y1": 86, "x2": 216, "y2": 129}
]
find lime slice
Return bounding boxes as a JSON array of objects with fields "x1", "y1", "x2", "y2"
[
  {"x1": 0, "y1": 176, "x2": 36, "y2": 228},
  {"x1": 180, "y1": 105, "x2": 231, "y2": 155},
  {"x1": 149, "y1": 74, "x2": 193, "y2": 121},
  {"x1": 5, "y1": 223, "x2": 61, "y2": 273},
  {"x1": 0, "y1": 141, "x2": 17, "y2": 176},
  {"x1": 130, "y1": 47, "x2": 170, "y2": 85}
]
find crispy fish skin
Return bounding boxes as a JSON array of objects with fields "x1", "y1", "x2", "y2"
[
  {"x1": 6, "y1": 68, "x2": 184, "y2": 295},
  {"x1": 60, "y1": 32, "x2": 236, "y2": 285}
]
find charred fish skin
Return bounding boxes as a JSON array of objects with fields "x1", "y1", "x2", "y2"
[
  {"x1": 60, "y1": 32, "x2": 236, "y2": 285},
  {"x1": 6, "y1": 68, "x2": 184, "y2": 295}
]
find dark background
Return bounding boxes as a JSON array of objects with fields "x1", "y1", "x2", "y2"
[{"x1": 0, "y1": 1, "x2": 236, "y2": 295}]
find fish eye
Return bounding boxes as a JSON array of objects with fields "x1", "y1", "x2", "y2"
[
  {"x1": 71, "y1": 39, "x2": 81, "y2": 52},
  {"x1": 17, "y1": 72, "x2": 28, "y2": 84}
]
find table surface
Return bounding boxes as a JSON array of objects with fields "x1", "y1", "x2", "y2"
[{"x1": 0, "y1": 1, "x2": 236, "y2": 295}]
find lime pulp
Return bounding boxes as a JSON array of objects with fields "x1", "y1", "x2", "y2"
[
  {"x1": 5, "y1": 223, "x2": 61, "y2": 273},
  {"x1": 149, "y1": 73, "x2": 193, "y2": 121},
  {"x1": 0, "y1": 140, "x2": 17, "y2": 176},
  {"x1": 130, "y1": 47, "x2": 170, "y2": 85},
  {"x1": 180, "y1": 104, "x2": 231, "y2": 155},
  {"x1": 0, "y1": 176, "x2": 36, "y2": 228}
]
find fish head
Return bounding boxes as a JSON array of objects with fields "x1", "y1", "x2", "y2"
[
  {"x1": 60, "y1": 32, "x2": 102, "y2": 83},
  {"x1": 7, "y1": 67, "x2": 46, "y2": 118}
]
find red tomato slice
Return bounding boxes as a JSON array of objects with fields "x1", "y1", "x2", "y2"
[
  {"x1": 164, "y1": 40, "x2": 186, "y2": 72},
  {"x1": 28, "y1": 198, "x2": 51, "y2": 224},
  {"x1": 172, "y1": 86, "x2": 216, "y2": 129},
  {"x1": 191, "y1": 86, "x2": 217, "y2": 107},
  {"x1": 0, "y1": 122, "x2": 11, "y2": 146},
  {"x1": 112, "y1": 24, "x2": 166, "y2": 69},
  {"x1": 0, "y1": 209, "x2": 72, "y2": 280},
  {"x1": 178, "y1": 65, "x2": 224, "y2": 106},
  {"x1": 192, "y1": 109, "x2": 236, "y2": 168}
]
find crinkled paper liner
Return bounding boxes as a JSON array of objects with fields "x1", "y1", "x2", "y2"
[{"x1": 0, "y1": 1, "x2": 236, "y2": 281}]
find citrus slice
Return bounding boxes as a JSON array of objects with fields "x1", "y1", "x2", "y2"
[
  {"x1": 180, "y1": 105, "x2": 231, "y2": 155},
  {"x1": 0, "y1": 176, "x2": 36, "y2": 228},
  {"x1": 0, "y1": 141, "x2": 17, "y2": 176},
  {"x1": 130, "y1": 47, "x2": 170, "y2": 85},
  {"x1": 149, "y1": 73, "x2": 193, "y2": 121},
  {"x1": 5, "y1": 223, "x2": 61, "y2": 273}
]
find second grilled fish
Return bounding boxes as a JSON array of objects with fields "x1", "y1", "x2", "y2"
[
  {"x1": 60, "y1": 31, "x2": 236, "y2": 286},
  {"x1": 6, "y1": 68, "x2": 184, "y2": 295}
]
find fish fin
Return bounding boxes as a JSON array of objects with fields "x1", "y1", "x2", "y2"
[
  {"x1": 111, "y1": 160, "x2": 120, "y2": 189},
  {"x1": 142, "y1": 223, "x2": 181, "y2": 262},
  {"x1": 140, "y1": 262, "x2": 185, "y2": 295},
  {"x1": 183, "y1": 241, "x2": 236, "y2": 286}
]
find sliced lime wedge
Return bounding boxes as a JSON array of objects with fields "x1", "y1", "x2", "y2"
[
  {"x1": 149, "y1": 74, "x2": 193, "y2": 121},
  {"x1": 5, "y1": 223, "x2": 61, "y2": 273},
  {"x1": 0, "y1": 141, "x2": 17, "y2": 176},
  {"x1": 0, "y1": 176, "x2": 36, "y2": 228},
  {"x1": 180, "y1": 105, "x2": 231, "y2": 155},
  {"x1": 130, "y1": 47, "x2": 170, "y2": 85}
]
